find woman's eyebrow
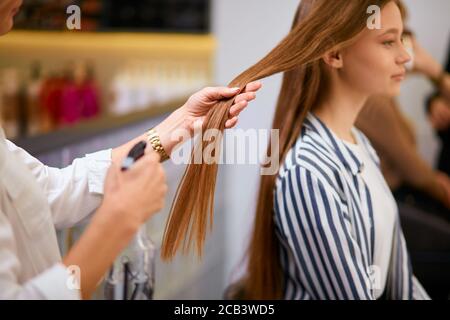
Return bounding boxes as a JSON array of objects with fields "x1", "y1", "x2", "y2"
[
  {"x1": 378, "y1": 28, "x2": 403, "y2": 38},
  {"x1": 378, "y1": 27, "x2": 402, "y2": 37}
]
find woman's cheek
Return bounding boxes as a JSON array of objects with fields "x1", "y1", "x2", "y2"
[
  {"x1": 362, "y1": 50, "x2": 392, "y2": 94},
  {"x1": 354, "y1": 60, "x2": 383, "y2": 94}
]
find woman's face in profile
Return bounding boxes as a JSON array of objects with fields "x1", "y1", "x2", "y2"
[
  {"x1": 0, "y1": 0, "x2": 22, "y2": 36},
  {"x1": 339, "y1": 1, "x2": 412, "y2": 97}
]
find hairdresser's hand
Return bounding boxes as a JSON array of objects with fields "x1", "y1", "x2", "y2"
[
  {"x1": 181, "y1": 81, "x2": 263, "y2": 131},
  {"x1": 101, "y1": 150, "x2": 168, "y2": 232},
  {"x1": 429, "y1": 97, "x2": 450, "y2": 131},
  {"x1": 411, "y1": 36, "x2": 443, "y2": 80},
  {"x1": 120, "y1": 82, "x2": 263, "y2": 161},
  {"x1": 63, "y1": 149, "x2": 167, "y2": 299}
]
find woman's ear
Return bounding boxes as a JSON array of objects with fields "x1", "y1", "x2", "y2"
[{"x1": 322, "y1": 50, "x2": 344, "y2": 69}]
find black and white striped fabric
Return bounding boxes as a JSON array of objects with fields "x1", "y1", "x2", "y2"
[{"x1": 273, "y1": 113, "x2": 430, "y2": 300}]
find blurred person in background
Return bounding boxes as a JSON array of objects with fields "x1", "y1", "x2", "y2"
[{"x1": 425, "y1": 39, "x2": 450, "y2": 176}]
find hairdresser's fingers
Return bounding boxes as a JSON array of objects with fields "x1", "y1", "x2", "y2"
[
  {"x1": 229, "y1": 100, "x2": 248, "y2": 117},
  {"x1": 203, "y1": 86, "x2": 240, "y2": 100},
  {"x1": 243, "y1": 81, "x2": 262, "y2": 93},
  {"x1": 125, "y1": 152, "x2": 160, "y2": 177},
  {"x1": 225, "y1": 116, "x2": 238, "y2": 129},
  {"x1": 234, "y1": 92, "x2": 256, "y2": 104}
]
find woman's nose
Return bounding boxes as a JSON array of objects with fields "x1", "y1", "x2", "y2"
[{"x1": 397, "y1": 44, "x2": 412, "y2": 65}]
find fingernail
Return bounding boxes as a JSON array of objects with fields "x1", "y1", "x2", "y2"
[{"x1": 231, "y1": 87, "x2": 240, "y2": 92}]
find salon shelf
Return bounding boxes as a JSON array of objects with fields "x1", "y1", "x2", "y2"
[
  {"x1": 0, "y1": 30, "x2": 216, "y2": 55},
  {"x1": 2, "y1": 31, "x2": 216, "y2": 156},
  {"x1": 12, "y1": 97, "x2": 187, "y2": 156},
  {"x1": 0, "y1": 31, "x2": 216, "y2": 150}
]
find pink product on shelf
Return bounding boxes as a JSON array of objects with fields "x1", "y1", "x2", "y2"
[
  {"x1": 42, "y1": 78, "x2": 100, "y2": 126},
  {"x1": 60, "y1": 84, "x2": 82, "y2": 124},
  {"x1": 80, "y1": 81, "x2": 100, "y2": 119},
  {"x1": 61, "y1": 82, "x2": 100, "y2": 125}
]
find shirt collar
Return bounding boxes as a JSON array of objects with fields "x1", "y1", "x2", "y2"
[{"x1": 303, "y1": 113, "x2": 364, "y2": 176}]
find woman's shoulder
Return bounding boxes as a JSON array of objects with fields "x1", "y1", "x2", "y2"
[
  {"x1": 277, "y1": 131, "x2": 344, "y2": 193},
  {"x1": 280, "y1": 125, "x2": 343, "y2": 172}
]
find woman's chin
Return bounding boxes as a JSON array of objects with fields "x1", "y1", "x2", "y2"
[
  {"x1": 391, "y1": 86, "x2": 402, "y2": 97},
  {"x1": 382, "y1": 84, "x2": 402, "y2": 97}
]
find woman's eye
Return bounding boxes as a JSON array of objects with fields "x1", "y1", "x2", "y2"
[{"x1": 383, "y1": 40, "x2": 395, "y2": 47}]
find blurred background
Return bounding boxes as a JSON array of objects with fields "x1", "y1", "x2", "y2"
[{"x1": 0, "y1": 0, "x2": 449, "y2": 299}]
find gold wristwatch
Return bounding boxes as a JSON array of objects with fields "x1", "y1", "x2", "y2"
[{"x1": 146, "y1": 128, "x2": 170, "y2": 162}]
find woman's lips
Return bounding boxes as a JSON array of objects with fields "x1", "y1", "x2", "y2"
[{"x1": 392, "y1": 73, "x2": 406, "y2": 81}]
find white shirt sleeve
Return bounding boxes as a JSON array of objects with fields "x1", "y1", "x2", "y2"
[
  {"x1": 13, "y1": 264, "x2": 81, "y2": 300},
  {"x1": 5, "y1": 140, "x2": 112, "y2": 229},
  {"x1": 0, "y1": 209, "x2": 81, "y2": 300}
]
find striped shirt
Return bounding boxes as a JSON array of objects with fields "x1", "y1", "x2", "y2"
[{"x1": 273, "y1": 113, "x2": 430, "y2": 300}]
